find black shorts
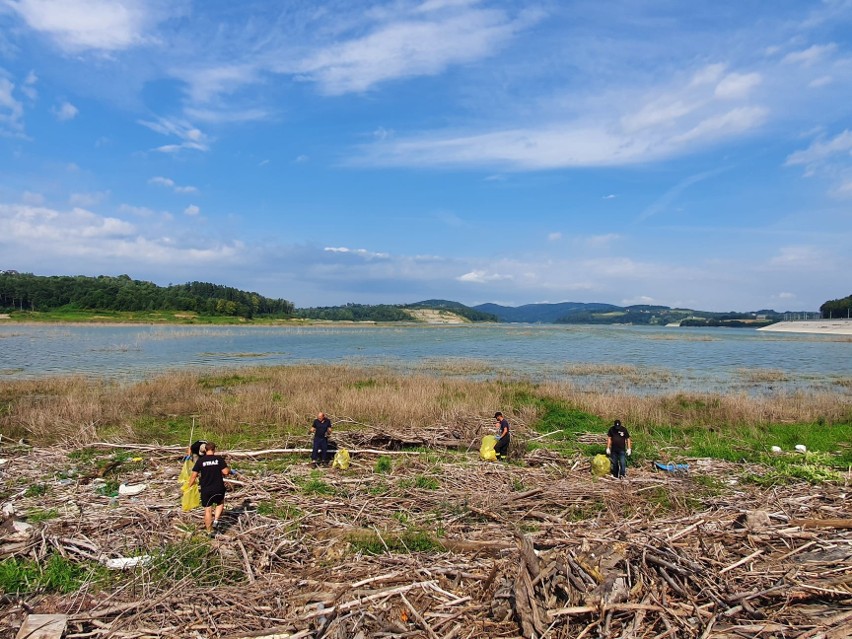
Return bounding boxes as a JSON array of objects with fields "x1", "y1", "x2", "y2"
[{"x1": 201, "y1": 491, "x2": 225, "y2": 507}]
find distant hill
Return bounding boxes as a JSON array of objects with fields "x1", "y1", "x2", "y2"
[
  {"x1": 405, "y1": 300, "x2": 498, "y2": 322},
  {"x1": 475, "y1": 301, "x2": 784, "y2": 327},
  {"x1": 295, "y1": 300, "x2": 497, "y2": 323},
  {"x1": 474, "y1": 302, "x2": 620, "y2": 323}
]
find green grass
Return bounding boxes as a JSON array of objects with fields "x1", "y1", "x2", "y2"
[
  {"x1": 24, "y1": 483, "x2": 48, "y2": 497},
  {"x1": 399, "y1": 474, "x2": 440, "y2": 490},
  {"x1": 0, "y1": 554, "x2": 108, "y2": 595},
  {"x1": 297, "y1": 471, "x2": 336, "y2": 496},
  {"x1": 374, "y1": 456, "x2": 392, "y2": 474},
  {"x1": 152, "y1": 540, "x2": 243, "y2": 586},
  {"x1": 347, "y1": 528, "x2": 444, "y2": 555},
  {"x1": 26, "y1": 508, "x2": 59, "y2": 523},
  {"x1": 257, "y1": 500, "x2": 303, "y2": 521}
]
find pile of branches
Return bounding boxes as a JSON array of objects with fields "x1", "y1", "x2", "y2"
[{"x1": 0, "y1": 441, "x2": 850, "y2": 638}]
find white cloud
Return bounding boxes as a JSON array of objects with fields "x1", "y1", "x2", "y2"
[
  {"x1": 21, "y1": 191, "x2": 44, "y2": 205},
  {"x1": 21, "y1": 70, "x2": 37, "y2": 101},
  {"x1": 5, "y1": 0, "x2": 176, "y2": 52},
  {"x1": 53, "y1": 101, "x2": 78, "y2": 121},
  {"x1": 786, "y1": 130, "x2": 852, "y2": 168},
  {"x1": 602, "y1": 194, "x2": 616, "y2": 200},
  {"x1": 714, "y1": 72, "x2": 761, "y2": 99},
  {"x1": 324, "y1": 246, "x2": 390, "y2": 259},
  {"x1": 297, "y1": 7, "x2": 529, "y2": 95},
  {"x1": 148, "y1": 176, "x2": 198, "y2": 194},
  {"x1": 0, "y1": 201, "x2": 241, "y2": 268},
  {"x1": 0, "y1": 76, "x2": 25, "y2": 135},
  {"x1": 457, "y1": 269, "x2": 512, "y2": 283},
  {"x1": 183, "y1": 204, "x2": 200, "y2": 216},
  {"x1": 808, "y1": 75, "x2": 833, "y2": 88},
  {"x1": 767, "y1": 245, "x2": 824, "y2": 269},
  {"x1": 69, "y1": 191, "x2": 108, "y2": 207},
  {"x1": 584, "y1": 234, "x2": 620, "y2": 248},
  {"x1": 138, "y1": 117, "x2": 209, "y2": 153},
  {"x1": 547, "y1": 232, "x2": 562, "y2": 241},
  {"x1": 782, "y1": 43, "x2": 837, "y2": 66}
]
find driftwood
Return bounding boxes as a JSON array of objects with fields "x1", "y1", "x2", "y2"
[{"x1": 1, "y1": 438, "x2": 850, "y2": 639}]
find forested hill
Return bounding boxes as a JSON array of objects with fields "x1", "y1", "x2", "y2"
[{"x1": 0, "y1": 272, "x2": 294, "y2": 318}]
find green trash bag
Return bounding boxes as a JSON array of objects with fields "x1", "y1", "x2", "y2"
[
  {"x1": 480, "y1": 435, "x2": 498, "y2": 462},
  {"x1": 591, "y1": 454, "x2": 611, "y2": 477}
]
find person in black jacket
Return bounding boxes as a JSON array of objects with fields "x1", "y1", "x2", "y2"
[
  {"x1": 494, "y1": 412, "x2": 510, "y2": 460},
  {"x1": 185, "y1": 442, "x2": 232, "y2": 536},
  {"x1": 311, "y1": 412, "x2": 333, "y2": 466},
  {"x1": 606, "y1": 419, "x2": 632, "y2": 478}
]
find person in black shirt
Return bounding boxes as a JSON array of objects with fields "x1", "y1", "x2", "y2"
[
  {"x1": 186, "y1": 442, "x2": 231, "y2": 535},
  {"x1": 606, "y1": 419, "x2": 632, "y2": 478},
  {"x1": 185, "y1": 439, "x2": 207, "y2": 462},
  {"x1": 311, "y1": 412, "x2": 333, "y2": 465},
  {"x1": 494, "y1": 412, "x2": 510, "y2": 460}
]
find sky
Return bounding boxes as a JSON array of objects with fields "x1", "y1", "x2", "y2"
[{"x1": 1, "y1": 1, "x2": 851, "y2": 312}]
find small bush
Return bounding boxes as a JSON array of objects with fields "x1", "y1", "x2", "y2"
[{"x1": 374, "y1": 456, "x2": 392, "y2": 474}]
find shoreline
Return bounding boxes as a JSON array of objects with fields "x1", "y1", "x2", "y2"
[{"x1": 757, "y1": 320, "x2": 852, "y2": 336}]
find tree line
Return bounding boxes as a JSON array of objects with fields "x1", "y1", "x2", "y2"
[
  {"x1": 821, "y1": 294, "x2": 852, "y2": 319},
  {"x1": 0, "y1": 272, "x2": 294, "y2": 318}
]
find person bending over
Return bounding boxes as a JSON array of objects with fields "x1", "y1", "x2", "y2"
[{"x1": 494, "y1": 412, "x2": 511, "y2": 460}]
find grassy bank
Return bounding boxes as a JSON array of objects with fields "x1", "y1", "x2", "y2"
[{"x1": 1, "y1": 364, "x2": 849, "y2": 471}]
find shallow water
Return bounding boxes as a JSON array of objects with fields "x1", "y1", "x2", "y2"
[{"x1": 0, "y1": 323, "x2": 850, "y2": 395}]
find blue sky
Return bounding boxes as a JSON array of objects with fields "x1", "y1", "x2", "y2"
[{"x1": 1, "y1": 0, "x2": 850, "y2": 311}]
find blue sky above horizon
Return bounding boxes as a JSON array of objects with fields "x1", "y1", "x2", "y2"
[{"x1": 1, "y1": 1, "x2": 851, "y2": 312}]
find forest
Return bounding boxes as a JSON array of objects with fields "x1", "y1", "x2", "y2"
[{"x1": 0, "y1": 272, "x2": 294, "y2": 319}]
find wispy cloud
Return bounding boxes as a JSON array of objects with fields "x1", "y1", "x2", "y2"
[
  {"x1": 786, "y1": 129, "x2": 852, "y2": 196},
  {"x1": 138, "y1": 116, "x2": 209, "y2": 153},
  {"x1": 52, "y1": 101, "x2": 78, "y2": 121},
  {"x1": 0, "y1": 75, "x2": 25, "y2": 135},
  {"x1": 324, "y1": 246, "x2": 390, "y2": 259},
  {"x1": 183, "y1": 204, "x2": 200, "y2": 216},
  {"x1": 148, "y1": 176, "x2": 198, "y2": 194}
]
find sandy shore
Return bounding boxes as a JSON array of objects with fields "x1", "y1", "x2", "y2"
[{"x1": 758, "y1": 320, "x2": 852, "y2": 335}]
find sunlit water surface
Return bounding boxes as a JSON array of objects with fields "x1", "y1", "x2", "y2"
[{"x1": 1, "y1": 323, "x2": 850, "y2": 395}]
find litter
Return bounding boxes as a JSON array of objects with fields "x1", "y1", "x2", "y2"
[
  {"x1": 591, "y1": 454, "x2": 611, "y2": 477},
  {"x1": 479, "y1": 435, "x2": 497, "y2": 462},
  {"x1": 654, "y1": 461, "x2": 689, "y2": 473},
  {"x1": 770, "y1": 445, "x2": 782, "y2": 454},
  {"x1": 118, "y1": 483, "x2": 147, "y2": 496},
  {"x1": 332, "y1": 448, "x2": 351, "y2": 470},
  {"x1": 794, "y1": 444, "x2": 807, "y2": 453},
  {"x1": 101, "y1": 555, "x2": 152, "y2": 570}
]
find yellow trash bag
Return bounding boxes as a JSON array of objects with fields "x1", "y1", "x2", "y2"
[
  {"x1": 332, "y1": 448, "x2": 350, "y2": 470},
  {"x1": 480, "y1": 435, "x2": 498, "y2": 462},
  {"x1": 591, "y1": 454, "x2": 611, "y2": 477},
  {"x1": 179, "y1": 458, "x2": 201, "y2": 511}
]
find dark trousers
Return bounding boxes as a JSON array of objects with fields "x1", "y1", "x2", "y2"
[
  {"x1": 494, "y1": 435, "x2": 510, "y2": 459},
  {"x1": 611, "y1": 451, "x2": 627, "y2": 477},
  {"x1": 312, "y1": 436, "x2": 329, "y2": 463}
]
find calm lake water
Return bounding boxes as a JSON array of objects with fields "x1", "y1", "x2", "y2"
[{"x1": 1, "y1": 323, "x2": 850, "y2": 395}]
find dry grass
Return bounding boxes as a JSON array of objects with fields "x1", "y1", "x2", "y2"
[{"x1": 1, "y1": 364, "x2": 850, "y2": 448}]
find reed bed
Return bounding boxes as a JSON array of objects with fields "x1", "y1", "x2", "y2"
[{"x1": 1, "y1": 366, "x2": 850, "y2": 451}]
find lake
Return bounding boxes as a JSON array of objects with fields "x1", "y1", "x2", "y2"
[{"x1": 1, "y1": 323, "x2": 850, "y2": 395}]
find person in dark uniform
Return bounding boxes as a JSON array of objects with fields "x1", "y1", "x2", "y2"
[
  {"x1": 311, "y1": 412, "x2": 333, "y2": 465},
  {"x1": 185, "y1": 442, "x2": 231, "y2": 536},
  {"x1": 494, "y1": 412, "x2": 510, "y2": 460},
  {"x1": 606, "y1": 419, "x2": 632, "y2": 478},
  {"x1": 186, "y1": 440, "x2": 207, "y2": 461}
]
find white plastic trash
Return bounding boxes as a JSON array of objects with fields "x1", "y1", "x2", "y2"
[
  {"x1": 118, "y1": 483, "x2": 147, "y2": 496},
  {"x1": 794, "y1": 444, "x2": 807, "y2": 453},
  {"x1": 770, "y1": 446, "x2": 783, "y2": 454},
  {"x1": 102, "y1": 555, "x2": 152, "y2": 570}
]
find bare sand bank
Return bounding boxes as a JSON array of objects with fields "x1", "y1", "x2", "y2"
[{"x1": 758, "y1": 320, "x2": 852, "y2": 335}]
